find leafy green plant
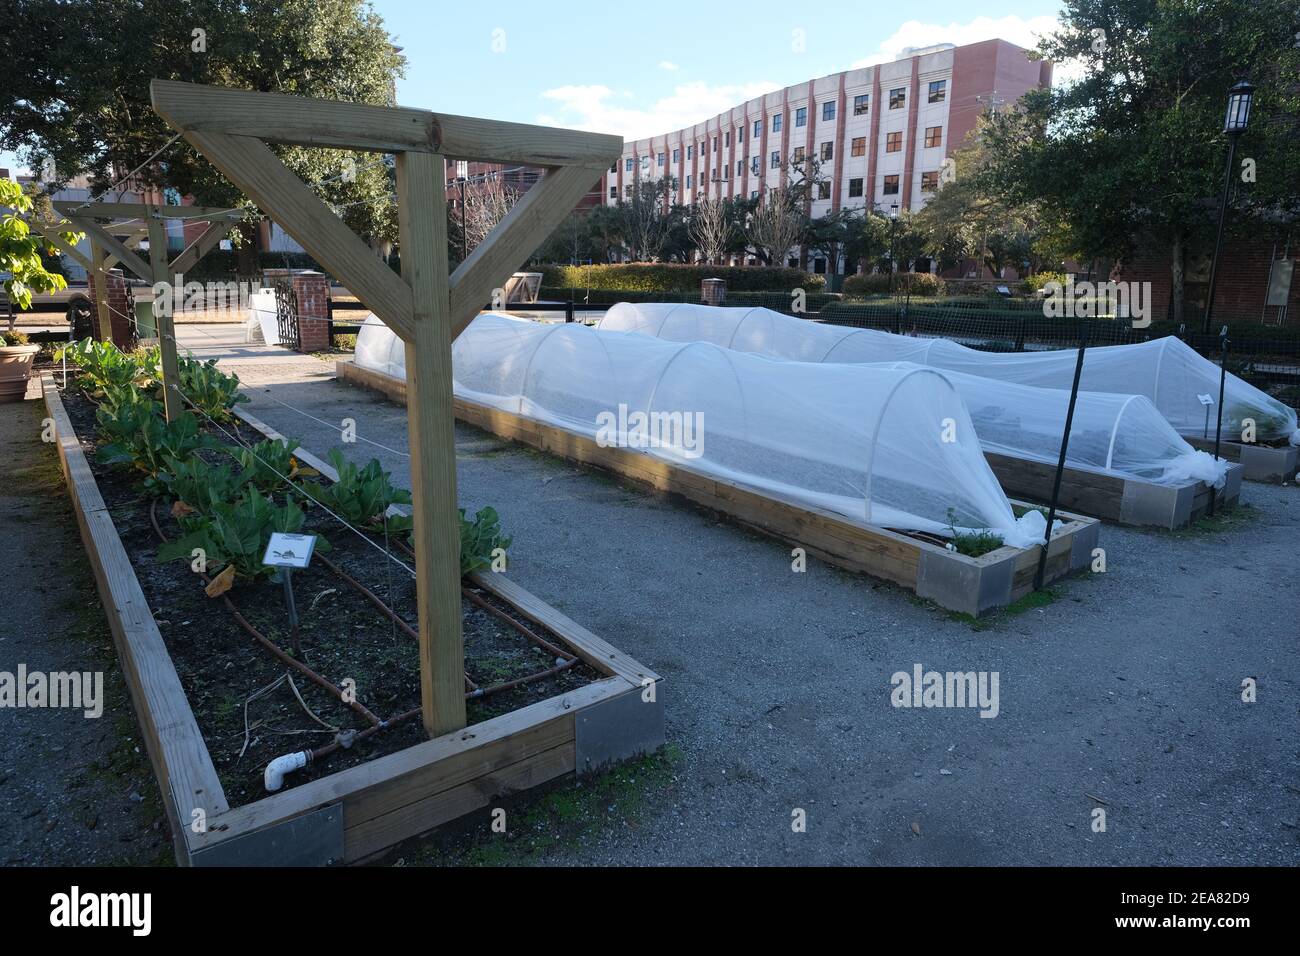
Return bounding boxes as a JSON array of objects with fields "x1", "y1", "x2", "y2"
[
  {"x1": 457, "y1": 506, "x2": 511, "y2": 575},
  {"x1": 303, "y1": 449, "x2": 412, "y2": 533},
  {"x1": 158, "y1": 454, "x2": 248, "y2": 515},
  {"x1": 97, "y1": 404, "x2": 215, "y2": 487},
  {"x1": 176, "y1": 356, "x2": 249, "y2": 422},
  {"x1": 56, "y1": 338, "x2": 159, "y2": 395},
  {"x1": 945, "y1": 507, "x2": 1004, "y2": 558},
  {"x1": 234, "y1": 438, "x2": 302, "y2": 493},
  {"x1": 1, "y1": 330, "x2": 30, "y2": 346},
  {"x1": 158, "y1": 492, "x2": 329, "y2": 582}
]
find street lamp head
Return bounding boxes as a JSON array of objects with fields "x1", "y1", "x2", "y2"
[
  {"x1": 1223, "y1": 80, "x2": 1254, "y2": 135},
  {"x1": 889, "y1": 203, "x2": 899, "y2": 220}
]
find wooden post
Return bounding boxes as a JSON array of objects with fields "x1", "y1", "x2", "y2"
[
  {"x1": 146, "y1": 211, "x2": 182, "y2": 421},
  {"x1": 395, "y1": 151, "x2": 466, "y2": 737},
  {"x1": 89, "y1": 241, "x2": 113, "y2": 341}
]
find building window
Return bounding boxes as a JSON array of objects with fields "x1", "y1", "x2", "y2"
[
  {"x1": 657, "y1": 152, "x2": 665, "y2": 167},
  {"x1": 770, "y1": 150, "x2": 780, "y2": 168},
  {"x1": 850, "y1": 136, "x2": 866, "y2": 157},
  {"x1": 625, "y1": 158, "x2": 634, "y2": 171},
  {"x1": 737, "y1": 126, "x2": 744, "y2": 143},
  {"x1": 813, "y1": 257, "x2": 827, "y2": 274},
  {"x1": 848, "y1": 177, "x2": 863, "y2": 197},
  {"x1": 817, "y1": 180, "x2": 831, "y2": 200},
  {"x1": 889, "y1": 87, "x2": 906, "y2": 109},
  {"x1": 924, "y1": 126, "x2": 942, "y2": 149},
  {"x1": 610, "y1": 162, "x2": 617, "y2": 174},
  {"x1": 883, "y1": 174, "x2": 899, "y2": 195},
  {"x1": 751, "y1": 156, "x2": 760, "y2": 175},
  {"x1": 724, "y1": 131, "x2": 731, "y2": 147},
  {"x1": 928, "y1": 80, "x2": 946, "y2": 103},
  {"x1": 737, "y1": 159, "x2": 744, "y2": 175},
  {"x1": 820, "y1": 141, "x2": 833, "y2": 161},
  {"x1": 609, "y1": 185, "x2": 617, "y2": 198},
  {"x1": 672, "y1": 148, "x2": 680, "y2": 163},
  {"x1": 687, "y1": 144, "x2": 694, "y2": 160},
  {"x1": 795, "y1": 106, "x2": 807, "y2": 127},
  {"x1": 712, "y1": 137, "x2": 718, "y2": 152},
  {"x1": 787, "y1": 257, "x2": 799, "y2": 269},
  {"x1": 921, "y1": 170, "x2": 939, "y2": 192},
  {"x1": 722, "y1": 164, "x2": 729, "y2": 179},
  {"x1": 792, "y1": 146, "x2": 805, "y2": 164},
  {"x1": 750, "y1": 190, "x2": 759, "y2": 199},
  {"x1": 822, "y1": 101, "x2": 835, "y2": 121},
  {"x1": 753, "y1": 119, "x2": 762, "y2": 138},
  {"x1": 853, "y1": 94, "x2": 869, "y2": 115},
  {"x1": 772, "y1": 114, "x2": 783, "y2": 132},
  {"x1": 886, "y1": 131, "x2": 902, "y2": 153},
  {"x1": 686, "y1": 174, "x2": 693, "y2": 189}
]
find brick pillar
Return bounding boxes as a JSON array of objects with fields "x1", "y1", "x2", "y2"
[
  {"x1": 292, "y1": 271, "x2": 330, "y2": 352},
  {"x1": 89, "y1": 267, "x2": 132, "y2": 348},
  {"x1": 701, "y1": 278, "x2": 726, "y2": 306}
]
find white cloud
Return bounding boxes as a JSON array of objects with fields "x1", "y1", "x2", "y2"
[
  {"x1": 538, "y1": 80, "x2": 779, "y2": 141},
  {"x1": 658, "y1": 60, "x2": 679, "y2": 71}
]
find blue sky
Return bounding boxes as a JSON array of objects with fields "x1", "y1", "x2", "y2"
[
  {"x1": 4, "y1": 1, "x2": 1066, "y2": 175},
  {"x1": 382, "y1": 0, "x2": 1065, "y2": 138}
]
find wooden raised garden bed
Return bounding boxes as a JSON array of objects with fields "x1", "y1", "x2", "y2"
[
  {"x1": 1184, "y1": 436, "x2": 1297, "y2": 484},
  {"x1": 984, "y1": 452, "x2": 1245, "y2": 529},
  {"x1": 43, "y1": 373, "x2": 663, "y2": 866},
  {"x1": 338, "y1": 360, "x2": 1101, "y2": 616}
]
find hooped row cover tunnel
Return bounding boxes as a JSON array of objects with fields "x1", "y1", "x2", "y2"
[
  {"x1": 600, "y1": 302, "x2": 1289, "y2": 483},
  {"x1": 355, "y1": 313, "x2": 1048, "y2": 548},
  {"x1": 601, "y1": 302, "x2": 1300, "y2": 448}
]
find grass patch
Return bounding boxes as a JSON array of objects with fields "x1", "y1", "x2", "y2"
[
  {"x1": 397, "y1": 743, "x2": 683, "y2": 866},
  {"x1": 1169, "y1": 501, "x2": 1259, "y2": 538},
  {"x1": 944, "y1": 584, "x2": 1061, "y2": 632}
]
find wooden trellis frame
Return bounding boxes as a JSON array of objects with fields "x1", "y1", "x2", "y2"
[
  {"x1": 36, "y1": 202, "x2": 245, "y2": 420},
  {"x1": 150, "y1": 79, "x2": 621, "y2": 738}
]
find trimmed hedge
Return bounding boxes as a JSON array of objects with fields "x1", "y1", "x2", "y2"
[
  {"x1": 841, "y1": 272, "x2": 947, "y2": 297},
  {"x1": 538, "y1": 263, "x2": 823, "y2": 294}
]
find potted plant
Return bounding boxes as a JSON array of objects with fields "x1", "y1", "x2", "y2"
[{"x1": 0, "y1": 329, "x2": 40, "y2": 401}]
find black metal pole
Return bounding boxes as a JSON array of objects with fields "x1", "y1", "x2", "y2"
[
  {"x1": 457, "y1": 178, "x2": 468, "y2": 262},
  {"x1": 1208, "y1": 328, "x2": 1230, "y2": 517},
  {"x1": 1202, "y1": 135, "x2": 1238, "y2": 334},
  {"x1": 1035, "y1": 321, "x2": 1089, "y2": 591}
]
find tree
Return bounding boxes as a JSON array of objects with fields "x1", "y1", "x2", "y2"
[
  {"x1": 1, "y1": 181, "x2": 78, "y2": 329},
  {"x1": 621, "y1": 175, "x2": 680, "y2": 261},
  {"x1": 746, "y1": 188, "x2": 805, "y2": 266},
  {"x1": 1, "y1": 0, "x2": 406, "y2": 255},
  {"x1": 688, "y1": 196, "x2": 734, "y2": 263},
  {"x1": 983, "y1": 0, "x2": 1300, "y2": 322},
  {"x1": 461, "y1": 175, "x2": 518, "y2": 256}
]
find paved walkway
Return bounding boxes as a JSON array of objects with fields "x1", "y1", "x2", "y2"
[{"x1": 169, "y1": 324, "x2": 1300, "y2": 867}]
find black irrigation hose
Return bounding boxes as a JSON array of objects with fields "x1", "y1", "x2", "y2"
[{"x1": 149, "y1": 498, "x2": 381, "y2": 727}]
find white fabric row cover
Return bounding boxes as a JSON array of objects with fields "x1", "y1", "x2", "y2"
[
  {"x1": 599, "y1": 303, "x2": 1229, "y2": 488},
  {"x1": 601, "y1": 302, "x2": 1300, "y2": 448},
  {"x1": 355, "y1": 313, "x2": 1048, "y2": 548}
]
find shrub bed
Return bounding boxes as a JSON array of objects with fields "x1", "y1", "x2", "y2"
[{"x1": 538, "y1": 263, "x2": 822, "y2": 293}]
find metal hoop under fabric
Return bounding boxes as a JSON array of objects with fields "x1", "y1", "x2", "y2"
[{"x1": 273, "y1": 278, "x2": 299, "y2": 351}]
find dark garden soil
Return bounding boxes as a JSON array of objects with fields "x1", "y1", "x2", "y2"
[{"x1": 59, "y1": 384, "x2": 599, "y2": 808}]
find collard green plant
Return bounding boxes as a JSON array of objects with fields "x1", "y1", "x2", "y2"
[
  {"x1": 97, "y1": 405, "x2": 215, "y2": 488},
  {"x1": 57, "y1": 338, "x2": 159, "y2": 395},
  {"x1": 302, "y1": 448, "x2": 412, "y2": 533},
  {"x1": 158, "y1": 492, "x2": 329, "y2": 582},
  {"x1": 457, "y1": 506, "x2": 511, "y2": 576},
  {"x1": 158, "y1": 454, "x2": 248, "y2": 515},
  {"x1": 176, "y1": 356, "x2": 249, "y2": 422},
  {"x1": 234, "y1": 438, "x2": 301, "y2": 493}
]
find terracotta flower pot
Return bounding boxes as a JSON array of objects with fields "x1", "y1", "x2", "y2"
[{"x1": 0, "y1": 344, "x2": 41, "y2": 402}]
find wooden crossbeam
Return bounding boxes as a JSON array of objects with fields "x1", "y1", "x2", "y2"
[
  {"x1": 64, "y1": 215, "x2": 152, "y2": 280},
  {"x1": 171, "y1": 219, "x2": 235, "y2": 276},
  {"x1": 183, "y1": 130, "x2": 415, "y2": 339},
  {"x1": 30, "y1": 220, "x2": 92, "y2": 272},
  {"x1": 53, "y1": 200, "x2": 243, "y2": 221},
  {"x1": 448, "y1": 163, "x2": 606, "y2": 336},
  {"x1": 151, "y1": 79, "x2": 621, "y2": 166}
]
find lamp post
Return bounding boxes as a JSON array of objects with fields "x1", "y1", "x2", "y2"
[
  {"x1": 1201, "y1": 80, "x2": 1254, "y2": 334},
  {"x1": 887, "y1": 202, "x2": 899, "y2": 297}
]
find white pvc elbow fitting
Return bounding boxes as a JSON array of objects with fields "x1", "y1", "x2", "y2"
[{"x1": 264, "y1": 750, "x2": 311, "y2": 792}]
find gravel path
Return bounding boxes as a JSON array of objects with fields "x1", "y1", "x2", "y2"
[
  {"x1": 85, "y1": 327, "x2": 1298, "y2": 865},
  {"x1": 0, "y1": 398, "x2": 170, "y2": 865}
]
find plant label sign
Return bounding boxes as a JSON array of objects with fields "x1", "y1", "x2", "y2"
[
  {"x1": 1197, "y1": 394, "x2": 1215, "y2": 406},
  {"x1": 263, "y1": 532, "x2": 317, "y2": 569}
]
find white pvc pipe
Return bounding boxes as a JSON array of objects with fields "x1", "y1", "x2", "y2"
[{"x1": 264, "y1": 750, "x2": 311, "y2": 792}]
